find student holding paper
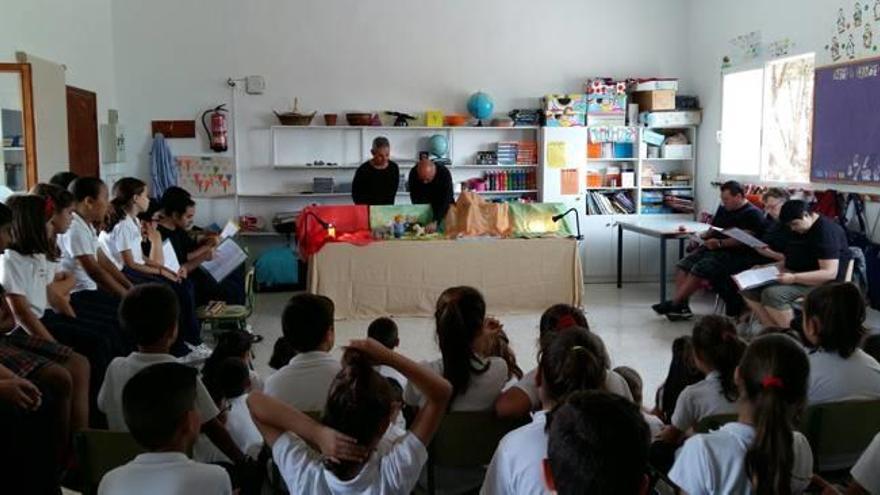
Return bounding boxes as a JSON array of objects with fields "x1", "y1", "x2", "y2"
[
  {"x1": 742, "y1": 200, "x2": 850, "y2": 328},
  {"x1": 654, "y1": 181, "x2": 767, "y2": 321}
]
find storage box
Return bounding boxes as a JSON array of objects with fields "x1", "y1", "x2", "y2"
[
  {"x1": 640, "y1": 110, "x2": 702, "y2": 127},
  {"x1": 642, "y1": 129, "x2": 666, "y2": 147},
  {"x1": 545, "y1": 112, "x2": 585, "y2": 127},
  {"x1": 662, "y1": 144, "x2": 693, "y2": 159},
  {"x1": 587, "y1": 171, "x2": 602, "y2": 188},
  {"x1": 586, "y1": 114, "x2": 626, "y2": 127},
  {"x1": 633, "y1": 79, "x2": 679, "y2": 92},
  {"x1": 543, "y1": 94, "x2": 587, "y2": 113},
  {"x1": 621, "y1": 171, "x2": 635, "y2": 188},
  {"x1": 613, "y1": 142, "x2": 633, "y2": 158},
  {"x1": 632, "y1": 90, "x2": 676, "y2": 111},
  {"x1": 313, "y1": 177, "x2": 334, "y2": 193}
]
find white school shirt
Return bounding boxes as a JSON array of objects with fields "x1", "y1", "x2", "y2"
[
  {"x1": 0, "y1": 250, "x2": 60, "y2": 318},
  {"x1": 97, "y1": 352, "x2": 220, "y2": 431},
  {"x1": 851, "y1": 433, "x2": 880, "y2": 495},
  {"x1": 403, "y1": 356, "x2": 509, "y2": 411},
  {"x1": 97, "y1": 231, "x2": 122, "y2": 270},
  {"x1": 108, "y1": 215, "x2": 145, "y2": 268},
  {"x1": 668, "y1": 422, "x2": 813, "y2": 495},
  {"x1": 671, "y1": 371, "x2": 739, "y2": 432},
  {"x1": 481, "y1": 410, "x2": 550, "y2": 495},
  {"x1": 512, "y1": 366, "x2": 634, "y2": 408},
  {"x1": 264, "y1": 351, "x2": 342, "y2": 412},
  {"x1": 226, "y1": 394, "x2": 264, "y2": 458},
  {"x1": 376, "y1": 364, "x2": 408, "y2": 390},
  {"x1": 97, "y1": 452, "x2": 231, "y2": 495},
  {"x1": 273, "y1": 430, "x2": 427, "y2": 495},
  {"x1": 807, "y1": 348, "x2": 880, "y2": 404},
  {"x1": 57, "y1": 212, "x2": 99, "y2": 292}
]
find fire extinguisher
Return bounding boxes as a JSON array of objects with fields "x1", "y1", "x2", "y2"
[{"x1": 201, "y1": 104, "x2": 228, "y2": 152}]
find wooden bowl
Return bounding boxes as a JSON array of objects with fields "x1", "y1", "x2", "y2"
[
  {"x1": 444, "y1": 114, "x2": 468, "y2": 126},
  {"x1": 346, "y1": 113, "x2": 373, "y2": 126}
]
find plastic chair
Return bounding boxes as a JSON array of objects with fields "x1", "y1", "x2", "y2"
[
  {"x1": 800, "y1": 399, "x2": 880, "y2": 473},
  {"x1": 693, "y1": 413, "x2": 738, "y2": 434},
  {"x1": 425, "y1": 412, "x2": 527, "y2": 495},
  {"x1": 73, "y1": 429, "x2": 145, "y2": 495},
  {"x1": 197, "y1": 267, "x2": 257, "y2": 335}
]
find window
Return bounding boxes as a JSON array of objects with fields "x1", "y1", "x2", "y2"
[{"x1": 719, "y1": 53, "x2": 815, "y2": 183}]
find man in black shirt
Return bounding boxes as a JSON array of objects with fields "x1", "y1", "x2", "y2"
[
  {"x1": 743, "y1": 199, "x2": 850, "y2": 328},
  {"x1": 352, "y1": 136, "x2": 400, "y2": 205},
  {"x1": 653, "y1": 181, "x2": 767, "y2": 320},
  {"x1": 408, "y1": 156, "x2": 454, "y2": 222}
]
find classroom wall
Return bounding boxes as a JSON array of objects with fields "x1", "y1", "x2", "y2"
[
  {"x1": 109, "y1": 0, "x2": 692, "y2": 223},
  {"x1": 687, "y1": 0, "x2": 880, "y2": 228}
]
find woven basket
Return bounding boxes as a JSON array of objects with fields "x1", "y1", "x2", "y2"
[{"x1": 274, "y1": 98, "x2": 316, "y2": 126}]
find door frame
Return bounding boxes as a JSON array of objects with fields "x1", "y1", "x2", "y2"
[{"x1": 0, "y1": 63, "x2": 37, "y2": 190}]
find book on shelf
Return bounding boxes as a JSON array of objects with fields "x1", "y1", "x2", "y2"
[{"x1": 586, "y1": 191, "x2": 635, "y2": 215}]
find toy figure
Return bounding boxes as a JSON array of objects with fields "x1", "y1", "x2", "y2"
[
  {"x1": 847, "y1": 34, "x2": 857, "y2": 59},
  {"x1": 831, "y1": 36, "x2": 842, "y2": 61},
  {"x1": 425, "y1": 222, "x2": 438, "y2": 235},
  {"x1": 840, "y1": 7, "x2": 848, "y2": 33},
  {"x1": 865, "y1": 22, "x2": 874, "y2": 49},
  {"x1": 412, "y1": 224, "x2": 425, "y2": 237},
  {"x1": 855, "y1": 2, "x2": 864, "y2": 28},
  {"x1": 392, "y1": 215, "x2": 406, "y2": 239}
]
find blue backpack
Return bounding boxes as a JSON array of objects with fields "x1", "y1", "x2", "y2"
[{"x1": 254, "y1": 246, "x2": 300, "y2": 292}]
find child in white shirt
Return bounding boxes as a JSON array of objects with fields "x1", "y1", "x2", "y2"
[
  {"x1": 669, "y1": 334, "x2": 814, "y2": 495},
  {"x1": 98, "y1": 362, "x2": 232, "y2": 495},
  {"x1": 97, "y1": 284, "x2": 248, "y2": 469},
  {"x1": 265, "y1": 293, "x2": 342, "y2": 411},
  {"x1": 614, "y1": 365, "x2": 665, "y2": 438},
  {"x1": 482, "y1": 327, "x2": 612, "y2": 495},
  {"x1": 249, "y1": 338, "x2": 453, "y2": 495}
]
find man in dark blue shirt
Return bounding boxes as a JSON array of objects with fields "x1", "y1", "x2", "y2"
[
  {"x1": 351, "y1": 137, "x2": 400, "y2": 206},
  {"x1": 653, "y1": 181, "x2": 767, "y2": 321}
]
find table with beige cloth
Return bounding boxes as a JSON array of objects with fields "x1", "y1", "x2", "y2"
[{"x1": 307, "y1": 238, "x2": 583, "y2": 319}]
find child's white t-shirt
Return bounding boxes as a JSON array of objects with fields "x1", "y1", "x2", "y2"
[
  {"x1": 807, "y1": 348, "x2": 880, "y2": 404},
  {"x1": 671, "y1": 371, "x2": 739, "y2": 432},
  {"x1": 0, "y1": 250, "x2": 60, "y2": 318},
  {"x1": 98, "y1": 231, "x2": 123, "y2": 270},
  {"x1": 57, "y1": 212, "x2": 99, "y2": 292},
  {"x1": 106, "y1": 215, "x2": 145, "y2": 268},
  {"x1": 851, "y1": 432, "x2": 880, "y2": 494},
  {"x1": 226, "y1": 394, "x2": 264, "y2": 458},
  {"x1": 668, "y1": 422, "x2": 813, "y2": 495},
  {"x1": 512, "y1": 366, "x2": 634, "y2": 407},
  {"x1": 264, "y1": 351, "x2": 342, "y2": 412},
  {"x1": 481, "y1": 410, "x2": 550, "y2": 495},
  {"x1": 97, "y1": 452, "x2": 231, "y2": 495},
  {"x1": 404, "y1": 356, "x2": 508, "y2": 411},
  {"x1": 97, "y1": 352, "x2": 219, "y2": 431},
  {"x1": 272, "y1": 430, "x2": 428, "y2": 494}
]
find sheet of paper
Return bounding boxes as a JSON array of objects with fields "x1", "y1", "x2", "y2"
[
  {"x1": 162, "y1": 240, "x2": 180, "y2": 272},
  {"x1": 732, "y1": 265, "x2": 780, "y2": 291},
  {"x1": 721, "y1": 227, "x2": 767, "y2": 248},
  {"x1": 547, "y1": 141, "x2": 566, "y2": 169},
  {"x1": 560, "y1": 168, "x2": 579, "y2": 195},
  {"x1": 200, "y1": 238, "x2": 247, "y2": 282},
  {"x1": 220, "y1": 219, "x2": 240, "y2": 240}
]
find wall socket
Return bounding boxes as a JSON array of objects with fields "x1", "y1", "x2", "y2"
[{"x1": 245, "y1": 75, "x2": 266, "y2": 95}]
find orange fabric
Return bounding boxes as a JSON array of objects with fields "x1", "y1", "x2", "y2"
[{"x1": 443, "y1": 192, "x2": 512, "y2": 238}]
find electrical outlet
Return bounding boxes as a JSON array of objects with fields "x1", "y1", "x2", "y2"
[{"x1": 245, "y1": 75, "x2": 266, "y2": 95}]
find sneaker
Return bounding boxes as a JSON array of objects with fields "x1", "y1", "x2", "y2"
[
  {"x1": 179, "y1": 342, "x2": 213, "y2": 365},
  {"x1": 652, "y1": 300, "x2": 676, "y2": 315},
  {"x1": 666, "y1": 304, "x2": 694, "y2": 321}
]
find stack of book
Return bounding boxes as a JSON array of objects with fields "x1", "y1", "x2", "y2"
[
  {"x1": 516, "y1": 141, "x2": 537, "y2": 165},
  {"x1": 586, "y1": 191, "x2": 636, "y2": 215},
  {"x1": 664, "y1": 189, "x2": 694, "y2": 213},
  {"x1": 496, "y1": 142, "x2": 518, "y2": 165}
]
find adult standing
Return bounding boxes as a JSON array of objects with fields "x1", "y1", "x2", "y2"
[
  {"x1": 352, "y1": 137, "x2": 400, "y2": 205},
  {"x1": 408, "y1": 156, "x2": 454, "y2": 221}
]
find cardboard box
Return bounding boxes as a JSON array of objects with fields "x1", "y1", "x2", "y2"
[
  {"x1": 632, "y1": 90, "x2": 676, "y2": 111},
  {"x1": 543, "y1": 94, "x2": 587, "y2": 113},
  {"x1": 545, "y1": 112, "x2": 585, "y2": 127},
  {"x1": 640, "y1": 110, "x2": 702, "y2": 127},
  {"x1": 642, "y1": 129, "x2": 666, "y2": 147},
  {"x1": 586, "y1": 114, "x2": 626, "y2": 127},
  {"x1": 634, "y1": 79, "x2": 679, "y2": 92},
  {"x1": 662, "y1": 144, "x2": 693, "y2": 159}
]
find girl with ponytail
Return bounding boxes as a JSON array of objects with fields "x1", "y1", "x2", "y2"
[
  {"x1": 247, "y1": 337, "x2": 452, "y2": 494},
  {"x1": 483, "y1": 327, "x2": 611, "y2": 494},
  {"x1": 669, "y1": 333, "x2": 813, "y2": 494},
  {"x1": 658, "y1": 315, "x2": 746, "y2": 445}
]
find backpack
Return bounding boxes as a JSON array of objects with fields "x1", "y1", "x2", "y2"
[{"x1": 254, "y1": 246, "x2": 301, "y2": 292}]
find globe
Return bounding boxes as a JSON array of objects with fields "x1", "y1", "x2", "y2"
[
  {"x1": 467, "y1": 91, "x2": 494, "y2": 123},
  {"x1": 429, "y1": 134, "x2": 448, "y2": 157}
]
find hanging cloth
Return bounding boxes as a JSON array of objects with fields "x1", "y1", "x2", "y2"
[{"x1": 150, "y1": 133, "x2": 177, "y2": 197}]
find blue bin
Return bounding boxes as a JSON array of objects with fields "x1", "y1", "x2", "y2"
[{"x1": 613, "y1": 142, "x2": 634, "y2": 158}]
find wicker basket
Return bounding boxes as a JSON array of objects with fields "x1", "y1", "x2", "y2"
[{"x1": 274, "y1": 98, "x2": 316, "y2": 126}]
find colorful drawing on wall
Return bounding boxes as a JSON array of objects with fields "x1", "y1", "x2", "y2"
[
  {"x1": 722, "y1": 31, "x2": 762, "y2": 69},
  {"x1": 825, "y1": 1, "x2": 878, "y2": 64},
  {"x1": 767, "y1": 38, "x2": 795, "y2": 58},
  {"x1": 176, "y1": 155, "x2": 235, "y2": 197}
]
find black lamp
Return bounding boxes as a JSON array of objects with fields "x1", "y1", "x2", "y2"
[
  {"x1": 552, "y1": 208, "x2": 582, "y2": 240},
  {"x1": 303, "y1": 210, "x2": 335, "y2": 239}
]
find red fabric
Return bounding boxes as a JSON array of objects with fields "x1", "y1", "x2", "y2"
[
  {"x1": 812, "y1": 190, "x2": 840, "y2": 219},
  {"x1": 296, "y1": 205, "x2": 371, "y2": 258}
]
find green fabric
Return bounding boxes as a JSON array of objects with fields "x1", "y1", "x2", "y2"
[
  {"x1": 369, "y1": 204, "x2": 434, "y2": 230},
  {"x1": 508, "y1": 202, "x2": 574, "y2": 238}
]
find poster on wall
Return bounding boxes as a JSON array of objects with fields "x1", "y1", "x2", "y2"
[
  {"x1": 175, "y1": 155, "x2": 236, "y2": 197},
  {"x1": 811, "y1": 57, "x2": 880, "y2": 184},
  {"x1": 823, "y1": 1, "x2": 879, "y2": 64}
]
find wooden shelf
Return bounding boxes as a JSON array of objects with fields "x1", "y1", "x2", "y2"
[
  {"x1": 453, "y1": 164, "x2": 537, "y2": 169},
  {"x1": 1, "y1": 147, "x2": 24, "y2": 151},
  {"x1": 270, "y1": 125, "x2": 539, "y2": 131}
]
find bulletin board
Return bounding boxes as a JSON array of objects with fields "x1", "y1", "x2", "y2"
[
  {"x1": 811, "y1": 56, "x2": 880, "y2": 185},
  {"x1": 175, "y1": 155, "x2": 236, "y2": 197}
]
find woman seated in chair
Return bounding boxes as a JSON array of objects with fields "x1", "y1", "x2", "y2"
[{"x1": 742, "y1": 200, "x2": 850, "y2": 328}]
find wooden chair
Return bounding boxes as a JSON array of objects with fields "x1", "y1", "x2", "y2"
[
  {"x1": 800, "y1": 399, "x2": 880, "y2": 473},
  {"x1": 425, "y1": 412, "x2": 528, "y2": 495},
  {"x1": 693, "y1": 413, "x2": 738, "y2": 434},
  {"x1": 73, "y1": 429, "x2": 145, "y2": 495},
  {"x1": 196, "y1": 267, "x2": 257, "y2": 336}
]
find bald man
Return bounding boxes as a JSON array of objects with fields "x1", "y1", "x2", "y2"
[{"x1": 408, "y1": 156, "x2": 454, "y2": 221}]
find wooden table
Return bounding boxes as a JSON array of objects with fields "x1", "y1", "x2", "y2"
[{"x1": 615, "y1": 219, "x2": 711, "y2": 303}]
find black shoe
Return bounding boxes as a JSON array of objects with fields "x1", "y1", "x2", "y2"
[
  {"x1": 666, "y1": 304, "x2": 694, "y2": 321},
  {"x1": 652, "y1": 300, "x2": 675, "y2": 315}
]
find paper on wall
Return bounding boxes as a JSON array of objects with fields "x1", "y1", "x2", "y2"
[{"x1": 548, "y1": 141, "x2": 566, "y2": 168}]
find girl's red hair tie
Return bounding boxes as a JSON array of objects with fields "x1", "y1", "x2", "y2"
[
  {"x1": 761, "y1": 375, "x2": 784, "y2": 390},
  {"x1": 556, "y1": 314, "x2": 577, "y2": 330},
  {"x1": 45, "y1": 197, "x2": 55, "y2": 218}
]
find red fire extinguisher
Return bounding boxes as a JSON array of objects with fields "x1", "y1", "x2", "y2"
[{"x1": 201, "y1": 104, "x2": 228, "y2": 152}]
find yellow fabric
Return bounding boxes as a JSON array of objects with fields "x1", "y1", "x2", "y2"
[{"x1": 307, "y1": 238, "x2": 583, "y2": 318}]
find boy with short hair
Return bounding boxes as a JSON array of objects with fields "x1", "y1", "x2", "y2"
[
  {"x1": 97, "y1": 284, "x2": 247, "y2": 466},
  {"x1": 264, "y1": 293, "x2": 341, "y2": 411},
  {"x1": 367, "y1": 316, "x2": 407, "y2": 389},
  {"x1": 97, "y1": 362, "x2": 232, "y2": 495}
]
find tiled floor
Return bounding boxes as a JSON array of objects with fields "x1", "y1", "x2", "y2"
[{"x1": 248, "y1": 283, "x2": 716, "y2": 405}]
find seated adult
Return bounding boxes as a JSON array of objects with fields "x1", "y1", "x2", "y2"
[
  {"x1": 750, "y1": 187, "x2": 791, "y2": 264},
  {"x1": 408, "y1": 155, "x2": 454, "y2": 221},
  {"x1": 352, "y1": 136, "x2": 399, "y2": 205},
  {"x1": 653, "y1": 181, "x2": 767, "y2": 321},
  {"x1": 742, "y1": 200, "x2": 850, "y2": 328}
]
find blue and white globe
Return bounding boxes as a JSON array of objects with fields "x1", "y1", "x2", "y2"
[
  {"x1": 428, "y1": 134, "x2": 448, "y2": 157},
  {"x1": 467, "y1": 91, "x2": 494, "y2": 120}
]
